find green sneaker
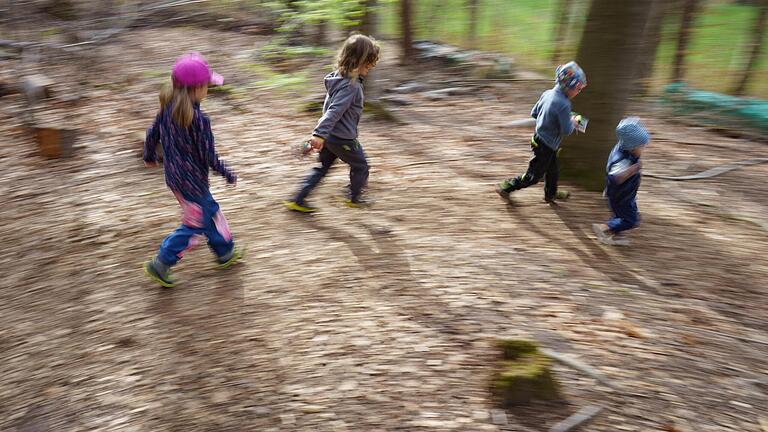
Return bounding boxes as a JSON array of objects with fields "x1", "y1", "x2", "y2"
[
  {"x1": 283, "y1": 200, "x2": 317, "y2": 213},
  {"x1": 344, "y1": 198, "x2": 374, "y2": 209},
  {"x1": 216, "y1": 247, "x2": 245, "y2": 270},
  {"x1": 143, "y1": 260, "x2": 175, "y2": 288},
  {"x1": 496, "y1": 182, "x2": 512, "y2": 201}
]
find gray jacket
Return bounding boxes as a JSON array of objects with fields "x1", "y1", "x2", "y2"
[
  {"x1": 530, "y1": 85, "x2": 574, "y2": 150},
  {"x1": 312, "y1": 71, "x2": 364, "y2": 140}
]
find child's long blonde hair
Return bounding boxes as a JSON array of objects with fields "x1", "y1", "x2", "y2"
[
  {"x1": 159, "y1": 81, "x2": 200, "y2": 128},
  {"x1": 336, "y1": 34, "x2": 380, "y2": 78}
]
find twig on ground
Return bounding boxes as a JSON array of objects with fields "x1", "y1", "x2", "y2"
[
  {"x1": 549, "y1": 405, "x2": 604, "y2": 432},
  {"x1": 644, "y1": 158, "x2": 768, "y2": 181},
  {"x1": 538, "y1": 348, "x2": 619, "y2": 391}
]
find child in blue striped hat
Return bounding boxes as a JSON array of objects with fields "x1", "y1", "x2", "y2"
[{"x1": 593, "y1": 117, "x2": 650, "y2": 246}]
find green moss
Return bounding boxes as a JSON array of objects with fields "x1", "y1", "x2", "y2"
[
  {"x1": 496, "y1": 339, "x2": 539, "y2": 360},
  {"x1": 491, "y1": 340, "x2": 561, "y2": 407}
]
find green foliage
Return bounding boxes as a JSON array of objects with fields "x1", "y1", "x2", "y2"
[
  {"x1": 241, "y1": 62, "x2": 310, "y2": 92},
  {"x1": 375, "y1": 0, "x2": 767, "y2": 98},
  {"x1": 259, "y1": 42, "x2": 331, "y2": 60},
  {"x1": 264, "y1": 0, "x2": 367, "y2": 33},
  {"x1": 653, "y1": 1, "x2": 768, "y2": 97}
]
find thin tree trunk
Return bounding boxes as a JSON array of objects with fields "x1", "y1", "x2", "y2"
[
  {"x1": 732, "y1": 1, "x2": 767, "y2": 95},
  {"x1": 314, "y1": 20, "x2": 327, "y2": 46},
  {"x1": 672, "y1": 0, "x2": 699, "y2": 82},
  {"x1": 358, "y1": 0, "x2": 377, "y2": 36},
  {"x1": 634, "y1": 0, "x2": 669, "y2": 95},
  {"x1": 551, "y1": 0, "x2": 573, "y2": 64},
  {"x1": 559, "y1": 0, "x2": 655, "y2": 191},
  {"x1": 426, "y1": 1, "x2": 442, "y2": 38},
  {"x1": 468, "y1": 0, "x2": 479, "y2": 48},
  {"x1": 358, "y1": 0, "x2": 380, "y2": 98},
  {"x1": 400, "y1": 0, "x2": 414, "y2": 64}
]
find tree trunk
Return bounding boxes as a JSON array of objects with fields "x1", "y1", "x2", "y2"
[
  {"x1": 672, "y1": 0, "x2": 699, "y2": 82},
  {"x1": 551, "y1": 0, "x2": 572, "y2": 64},
  {"x1": 358, "y1": 0, "x2": 380, "y2": 98},
  {"x1": 634, "y1": 0, "x2": 669, "y2": 95},
  {"x1": 313, "y1": 20, "x2": 327, "y2": 46},
  {"x1": 559, "y1": 0, "x2": 654, "y2": 191},
  {"x1": 400, "y1": 0, "x2": 414, "y2": 64},
  {"x1": 468, "y1": 0, "x2": 480, "y2": 48},
  {"x1": 732, "y1": 1, "x2": 767, "y2": 95},
  {"x1": 426, "y1": 1, "x2": 443, "y2": 38},
  {"x1": 358, "y1": 0, "x2": 377, "y2": 36}
]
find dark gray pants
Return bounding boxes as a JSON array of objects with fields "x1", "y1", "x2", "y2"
[{"x1": 295, "y1": 137, "x2": 369, "y2": 204}]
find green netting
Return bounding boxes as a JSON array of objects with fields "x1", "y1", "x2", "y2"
[{"x1": 662, "y1": 83, "x2": 768, "y2": 136}]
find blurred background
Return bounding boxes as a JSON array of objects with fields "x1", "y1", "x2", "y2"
[
  {"x1": 3, "y1": 0, "x2": 767, "y2": 96},
  {"x1": 1, "y1": 1, "x2": 767, "y2": 431}
]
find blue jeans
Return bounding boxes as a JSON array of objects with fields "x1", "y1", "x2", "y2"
[
  {"x1": 157, "y1": 192, "x2": 234, "y2": 266},
  {"x1": 606, "y1": 196, "x2": 640, "y2": 233},
  {"x1": 294, "y1": 137, "x2": 369, "y2": 204}
]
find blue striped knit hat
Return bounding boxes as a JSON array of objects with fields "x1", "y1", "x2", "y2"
[
  {"x1": 555, "y1": 61, "x2": 587, "y2": 91},
  {"x1": 616, "y1": 117, "x2": 650, "y2": 151}
]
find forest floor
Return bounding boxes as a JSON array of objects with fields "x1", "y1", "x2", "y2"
[{"x1": 1, "y1": 26, "x2": 767, "y2": 432}]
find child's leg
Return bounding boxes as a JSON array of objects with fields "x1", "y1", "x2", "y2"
[
  {"x1": 501, "y1": 137, "x2": 555, "y2": 192},
  {"x1": 200, "y1": 197, "x2": 236, "y2": 261},
  {"x1": 294, "y1": 147, "x2": 337, "y2": 204},
  {"x1": 331, "y1": 139, "x2": 369, "y2": 202},
  {"x1": 157, "y1": 225, "x2": 204, "y2": 266},
  {"x1": 156, "y1": 193, "x2": 208, "y2": 266},
  {"x1": 543, "y1": 149, "x2": 561, "y2": 200},
  {"x1": 606, "y1": 198, "x2": 640, "y2": 234}
]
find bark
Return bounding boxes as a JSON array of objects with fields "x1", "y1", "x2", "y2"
[
  {"x1": 559, "y1": 0, "x2": 655, "y2": 191},
  {"x1": 672, "y1": 0, "x2": 700, "y2": 82},
  {"x1": 732, "y1": 1, "x2": 767, "y2": 95}
]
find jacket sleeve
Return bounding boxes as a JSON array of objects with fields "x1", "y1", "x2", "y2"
[
  {"x1": 312, "y1": 82, "x2": 357, "y2": 139},
  {"x1": 607, "y1": 159, "x2": 633, "y2": 184},
  {"x1": 200, "y1": 115, "x2": 237, "y2": 184},
  {"x1": 558, "y1": 105, "x2": 575, "y2": 137},
  {"x1": 143, "y1": 114, "x2": 161, "y2": 163},
  {"x1": 530, "y1": 98, "x2": 542, "y2": 119}
]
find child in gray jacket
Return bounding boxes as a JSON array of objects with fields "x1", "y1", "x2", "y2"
[
  {"x1": 284, "y1": 34, "x2": 380, "y2": 213},
  {"x1": 497, "y1": 61, "x2": 587, "y2": 203}
]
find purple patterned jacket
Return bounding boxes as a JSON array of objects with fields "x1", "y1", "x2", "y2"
[{"x1": 144, "y1": 102, "x2": 236, "y2": 198}]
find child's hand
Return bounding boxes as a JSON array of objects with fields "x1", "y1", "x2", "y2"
[{"x1": 309, "y1": 136, "x2": 325, "y2": 151}]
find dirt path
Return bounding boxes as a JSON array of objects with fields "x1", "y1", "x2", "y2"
[{"x1": 1, "y1": 28, "x2": 766, "y2": 431}]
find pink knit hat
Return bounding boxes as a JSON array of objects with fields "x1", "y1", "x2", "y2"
[{"x1": 171, "y1": 52, "x2": 224, "y2": 87}]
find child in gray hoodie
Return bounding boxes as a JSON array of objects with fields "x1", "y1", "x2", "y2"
[{"x1": 284, "y1": 34, "x2": 381, "y2": 213}]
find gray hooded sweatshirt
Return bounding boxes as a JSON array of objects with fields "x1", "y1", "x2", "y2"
[{"x1": 312, "y1": 71, "x2": 365, "y2": 140}]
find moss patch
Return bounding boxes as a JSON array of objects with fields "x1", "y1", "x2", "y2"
[{"x1": 491, "y1": 339, "x2": 561, "y2": 407}]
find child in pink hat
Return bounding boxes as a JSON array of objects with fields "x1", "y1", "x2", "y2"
[{"x1": 143, "y1": 53, "x2": 242, "y2": 288}]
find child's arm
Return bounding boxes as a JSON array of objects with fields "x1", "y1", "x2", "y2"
[
  {"x1": 531, "y1": 101, "x2": 541, "y2": 119},
  {"x1": 143, "y1": 114, "x2": 161, "y2": 166},
  {"x1": 558, "y1": 106, "x2": 576, "y2": 137},
  {"x1": 608, "y1": 159, "x2": 641, "y2": 185},
  {"x1": 200, "y1": 115, "x2": 237, "y2": 185},
  {"x1": 312, "y1": 83, "x2": 356, "y2": 140}
]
